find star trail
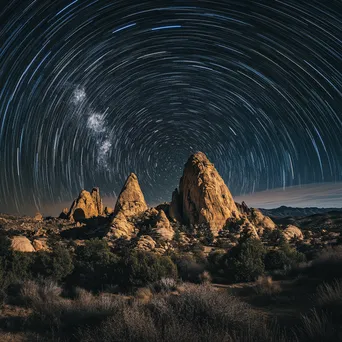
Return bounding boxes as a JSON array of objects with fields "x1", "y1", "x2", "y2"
[{"x1": 0, "y1": 0, "x2": 342, "y2": 215}]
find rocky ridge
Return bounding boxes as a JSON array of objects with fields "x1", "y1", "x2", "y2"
[{"x1": 2, "y1": 152, "x2": 325, "y2": 254}]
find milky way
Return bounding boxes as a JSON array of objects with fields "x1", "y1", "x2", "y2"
[{"x1": 1, "y1": 0, "x2": 342, "y2": 214}]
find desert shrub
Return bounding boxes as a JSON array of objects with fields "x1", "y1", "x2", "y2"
[
  {"x1": 0, "y1": 236, "x2": 35, "y2": 287},
  {"x1": 254, "y1": 276, "x2": 281, "y2": 295},
  {"x1": 119, "y1": 251, "x2": 177, "y2": 288},
  {"x1": 135, "y1": 287, "x2": 153, "y2": 302},
  {"x1": 71, "y1": 238, "x2": 120, "y2": 291},
  {"x1": 223, "y1": 237, "x2": 266, "y2": 282},
  {"x1": 150, "y1": 277, "x2": 178, "y2": 293},
  {"x1": 32, "y1": 245, "x2": 73, "y2": 281},
  {"x1": 199, "y1": 271, "x2": 212, "y2": 284},
  {"x1": 21, "y1": 279, "x2": 62, "y2": 305},
  {"x1": 279, "y1": 239, "x2": 306, "y2": 265},
  {"x1": 172, "y1": 253, "x2": 205, "y2": 283},
  {"x1": 79, "y1": 284, "x2": 285, "y2": 342},
  {"x1": 303, "y1": 246, "x2": 342, "y2": 281},
  {"x1": 264, "y1": 249, "x2": 291, "y2": 271},
  {"x1": 207, "y1": 249, "x2": 225, "y2": 272}
]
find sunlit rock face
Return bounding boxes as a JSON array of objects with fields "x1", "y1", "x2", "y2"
[
  {"x1": 107, "y1": 173, "x2": 148, "y2": 240},
  {"x1": 173, "y1": 152, "x2": 241, "y2": 236},
  {"x1": 113, "y1": 173, "x2": 148, "y2": 217},
  {"x1": 67, "y1": 188, "x2": 104, "y2": 221}
]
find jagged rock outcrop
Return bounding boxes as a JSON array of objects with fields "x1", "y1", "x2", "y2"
[
  {"x1": 151, "y1": 210, "x2": 174, "y2": 241},
  {"x1": 169, "y1": 188, "x2": 182, "y2": 222},
  {"x1": 107, "y1": 173, "x2": 148, "y2": 240},
  {"x1": 114, "y1": 173, "x2": 147, "y2": 217},
  {"x1": 249, "y1": 208, "x2": 276, "y2": 235},
  {"x1": 108, "y1": 211, "x2": 135, "y2": 239},
  {"x1": 11, "y1": 236, "x2": 35, "y2": 252},
  {"x1": 236, "y1": 201, "x2": 250, "y2": 215},
  {"x1": 67, "y1": 188, "x2": 104, "y2": 221},
  {"x1": 91, "y1": 187, "x2": 104, "y2": 216},
  {"x1": 136, "y1": 235, "x2": 156, "y2": 251},
  {"x1": 172, "y1": 152, "x2": 240, "y2": 236},
  {"x1": 283, "y1": 225, "x2": 304, "y2": 241}
]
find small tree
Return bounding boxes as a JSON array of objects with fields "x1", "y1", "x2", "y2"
[
  {"x1": 224, "y1": 236, "x2": 266, "y2": 282},
  {"x1": 71, "y1": 238, "x2": 119, "y2": 291}
]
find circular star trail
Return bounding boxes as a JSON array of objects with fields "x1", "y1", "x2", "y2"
[{"x1": 1, "y1": 0, "x2": 342, "y2": 214}]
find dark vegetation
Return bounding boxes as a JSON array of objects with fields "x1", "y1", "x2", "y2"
[{"x1": 0, "y1": 233, "x2": 342, "y2": 341}]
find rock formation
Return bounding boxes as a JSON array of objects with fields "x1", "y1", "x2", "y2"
[
  {"x1": 34, "y1": 212, "x2": 43, "y2": 221},
  {"x1": 135, "y1": 235, "x2": 156, "y2": 251},
  {"x1": 108, "y1": 211, "x2": 135, "y2": 239},
  {"x1": 171, "y1": 152, "x2": 240, "y2": 235},
  {"x1": 113, "y1": 173, "x2": 147, "y2": 217},
  {"x1": 11, "y1": 236, "x2": 35, "y2": 252},
  {"x1": 169, "y1": 189, "x2": 182, "y2": 222},
  {"x1": 283, "y1": 225, "x2": 304, "y2": 241},
  {"x1": 107, "y1": 173, "x2": 148, "y2": 240},
  {"x1": 248, "y1": 208, "x2": 276, "y2": 235},
  {"x1": 32, "y1": 238, "x2": 49, "y2": 251},
  {"x1": 90, "y1": 187, "x2": 104, "y2": 216},
  {"x1": 151, "y1": 210, "x2": 174, "y2": 241},
  {"x1": 67, "y1": 187, "x2": 104, "y2": 221}
]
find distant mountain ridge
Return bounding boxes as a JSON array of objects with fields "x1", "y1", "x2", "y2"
[{"x1": 259, "y1": 206, "x2": 342, "y2": 218}]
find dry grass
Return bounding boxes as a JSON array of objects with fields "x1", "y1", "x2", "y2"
[
  {"x1": 135, "y1": 287, "x2": 153, "y2": 303},
  {"x1": 254, "y1": 276, "x2": 281, "y2": 295},
  {"x1": 299, "y1": 309, "x2": 338, "y2": 341},
  {"x1": 316, "y1": 279, "x2": 342, "y2": 307}
]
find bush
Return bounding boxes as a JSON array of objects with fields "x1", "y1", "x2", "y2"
[
  {"x1": 79, "y1": 284, "x2": 285, "y2": 342},
  {"x1": 279, "y1": 239, "x2": 306, "y2": 265},
  {"x1": 32, "y1": 245, "x2": 74, "y2": 281},
  {"x1": 172, "y1": 254, "x2": 205, "y2": 283},
  {"x1": 150, "y1": 277, "x2": 178, "y2": 293},
  {"x1": 71, "y1": 239, "x2": 119, "y2": 291},
  {"x1": 265, "y1": 249, "x2": 291, "y2": 271},
  {"x1": 119, "y1": 251, "x2": 177, "y2": 288},
  {"x1": 303, "y1": 246, "x2": 342, "y2": 281},
  {"x1": 224, "y1": 237, "x2": 266, "y2": 282}
]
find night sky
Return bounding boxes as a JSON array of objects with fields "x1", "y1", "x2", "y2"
[{"x1": 1, "y1": 0, "x2": 342, "y2": 215}]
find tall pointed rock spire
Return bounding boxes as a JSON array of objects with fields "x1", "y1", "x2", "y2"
[
  {"x1": 172, "y1": 151, "x2": 240, "y2": 235},
  {"x1": 114, "y1": 173, "x2": 147, "y2": 217}
]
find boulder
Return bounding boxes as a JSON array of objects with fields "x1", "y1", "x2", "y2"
[
  {"x1": 32, "y1": 238, "x2": 49, "y2": 251},
  {"x1": 11, "y1": 236, "x2": 35, "y2": 252},
  {"x1": 108, "y1": 211, "x2": 135, "y2": 240},
  {"x1": 152, "y1": 210, "x2": 174, "y2": 241},
  {"x1": 113, "y1": 173, "x2": 148, "y2": 217},
  {"x1": 283, "y1": 225, "x2": 304, "y2": 241},
  {"x1": 172, "y1": 152, "x2": 240, "y2": 235},
  {"x1": 249, "y1": 208, "x2": 276, "y2": 235},
  {"x1": 33, "y1": 212, "x2": 43, "y2": 221}
]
